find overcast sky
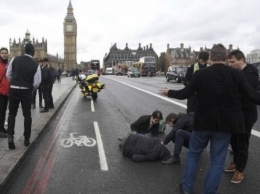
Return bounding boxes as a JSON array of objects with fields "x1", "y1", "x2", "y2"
[{"x1": 1, "y1": 0, "x2": 259, "y2": 66}]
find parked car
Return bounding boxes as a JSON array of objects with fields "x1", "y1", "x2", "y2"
[
  {"x1": 166, "y1": 65, "x2": 187, "y2": 83},
  {"x1": 114, "y1": 70, "x2": 124, "y2": 76},
  {"x1": 127, "y1": 67, "x2": 140, "y2": 78}
]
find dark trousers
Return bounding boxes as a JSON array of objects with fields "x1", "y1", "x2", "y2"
[
  {"x1": 56, "y1": 75, "x2": 61, "y2": 82},
  {"x1": 48, "y1": 84, "x2": 54, "y2": 107},
  {"x1": 173, "y1": 129, "x2": 191, "y2": 155},
  {"x1": 230, "y1": 109, "x2": 257, "y2": 172},
  {"x1": 0, "y1": 94, "x2": 8, "y2": 129},
  {"x1": 32, "y1": 87, "x2": 42, "y2": 106},
  {"x1": 41, "y1": 84, "x2": 50, "y2": 110},
  {"x1": 7, "y1": 88, "x2": 32, "y2": 138}
]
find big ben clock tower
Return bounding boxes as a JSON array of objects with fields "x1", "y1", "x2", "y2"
[{"x1": 64, "y1": 0, "x2": 77, "y2": 71}]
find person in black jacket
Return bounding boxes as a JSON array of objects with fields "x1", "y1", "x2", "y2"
[
  {"x1": 183, "y1": 51, "x2": 209, "y2": 115},
  {"x1": 119, "y1": 132, "x2": 171, "y2": 162},
  {"x1": 161, "y1": 113, "x2": 193, "y2": 164},
  {"x1": 40, "y1": 58, "x2": 51, "y2": 113},
  {"x1": 48, "y1": 62, "x2": 56, "y2": 109},
  {"x1": 130, "y1": 110, "x2": 163, "y2": 137},
  {"x1": 6, "y1": 43, "x2": 41, "y2": 149},
  {"x1": 225, "y1": 50, "x2": 259, "y2": 183},
  {"x1": 159, "y1": 44, "x2": 260, "y2": 194}
]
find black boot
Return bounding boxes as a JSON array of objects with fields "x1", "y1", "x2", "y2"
[
  {"x1": 0, "y1": 131, "x2": 8, "y2": 138},
  {"x1": 24, "y1": 138, "x2": 30, "y2": 147},
  {"x1": 8, "y1": 136, "x2": 15, "y2": 149},
  {"x1": 0, "y1": 127, "x2": 8, "y2": 137},
  {"x1": 2, "y1": 127, "x2": 7, "y2": 133}
]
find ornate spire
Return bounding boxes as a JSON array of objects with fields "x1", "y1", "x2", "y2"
[{"x1": 65, "y1": 0, "x2": 76, "y2": 21}]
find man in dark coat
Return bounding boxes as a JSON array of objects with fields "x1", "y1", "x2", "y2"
[
  {"x1": 225, "y1": 50, "x2": 259, "y2": 183},
  {"x1": 159, "y1": 44, "x2": 260, "y2": 194},
  {"x1": 161, "y1": 113, "x2": 193, "y2": 164},
  {"x1": 119, "y1": 132, "x2": 171, "y2": 162},
  {"x1": 130, "y1": 110, "x2": 163, "y2": 137}
]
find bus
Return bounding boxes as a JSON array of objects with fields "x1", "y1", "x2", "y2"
[
  {"x1": 90, "y1": 60, "x2": 101, "y2": 76},
  {"x1": 133, "y1": 56, "x2": 156, "y2": 76}
]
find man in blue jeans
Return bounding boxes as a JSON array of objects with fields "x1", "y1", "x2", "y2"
[
  {"x1": 159, "y1": 44, "x2": 260, "y2": 194},
  {"x1": 161, "y1": 112, "x2": 193, "y2": 164}
]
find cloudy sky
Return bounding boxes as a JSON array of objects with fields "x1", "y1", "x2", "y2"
[{"x1": 0, "y1": 0, "x2": 259, "y2": 66}]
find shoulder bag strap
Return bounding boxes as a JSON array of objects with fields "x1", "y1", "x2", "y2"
[{"x1": 0, "y1": 68, "x2": 7, "y2": 85}]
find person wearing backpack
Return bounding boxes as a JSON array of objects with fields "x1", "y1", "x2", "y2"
[{"x1": 161, "y1": 112, "x2": 193, "y2": 164}]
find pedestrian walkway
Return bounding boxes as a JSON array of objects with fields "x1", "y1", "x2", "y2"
[{"x1": 0, "y1": 77, "x2": 77, "y2": 192}]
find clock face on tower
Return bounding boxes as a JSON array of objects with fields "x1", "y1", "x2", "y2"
[{"x1": 66, "y1": 25, "x2": 73, "y2": 32}]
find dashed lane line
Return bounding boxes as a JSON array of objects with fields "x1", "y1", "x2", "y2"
[
  {"x1": 91, "y1": 99, "x2": 95, "y2": 112},
  {"x1": 94, "y1": 121, "x2": 108, "y2": 171}
]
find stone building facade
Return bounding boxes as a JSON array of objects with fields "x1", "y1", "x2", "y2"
[
  {"x1": 246, "y1": 49, "x2": 260, "y2": 63},
  {"x1": 165, "y1": 43, "x2": 196, "y2": 70},
  {"x1": 163, "y1": 43, "x2": 235, "y2": 71},
  {"x1": 103, "y1": 43, "x2": 159, "y2": 69},
  {"x1": 9, "y1": 30, "x2": 64, "y2": 69}
]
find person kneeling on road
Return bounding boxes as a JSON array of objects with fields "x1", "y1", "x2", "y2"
[
  {"x1": 130, "y1": 110, "x2": 163, "y2": 137},
  {"x1": 161, "y1": 112, "x2": 193, "y2": 164},
  {"x1": 118, "y1": 132, "x2": 171, "y2": 162}
]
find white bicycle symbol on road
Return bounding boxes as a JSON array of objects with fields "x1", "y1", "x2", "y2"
[{"x1": 61, "y1": 132, "x2": 96, "y2": 148}]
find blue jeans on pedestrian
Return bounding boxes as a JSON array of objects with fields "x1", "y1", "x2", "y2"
[
  {"x1": 173, "y1": 129, "x2": 191, "y2": 155},
  {"x1": 181, "y1": 130, "x2": 231, "y2": 194}
]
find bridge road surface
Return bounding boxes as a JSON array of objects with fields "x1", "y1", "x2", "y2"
[
  {"x1": 0, "y1": 76, "x2": 76, "y2": 192},
  {"x1": 4, "y1": 75, "x2": 260, "y2": 194}
]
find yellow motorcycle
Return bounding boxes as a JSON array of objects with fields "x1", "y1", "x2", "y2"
[{"x1": 77, "y1": 74, "x2": 105, "y2": 101}]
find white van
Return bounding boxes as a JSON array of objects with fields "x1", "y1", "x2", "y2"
[{"x1": 105, "y1": 67, "x2": 113, "y2": 75}]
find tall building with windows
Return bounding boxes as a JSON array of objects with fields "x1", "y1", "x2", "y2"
[
  {"x1": 64, "y1": 0, "x2": 77, "y2": 71},
  {"x1": 164, "y1": 43, "x2": 235, "y2": 70},
  {"x1": 246, "y1": 50, "x2": 260, "y2": 63},
  {"x1": 165, "y1": 43, "x2": 196, "y2": 70},
  {"x1": 103, "y1": 43, "x2": 158, "y2": 69}
]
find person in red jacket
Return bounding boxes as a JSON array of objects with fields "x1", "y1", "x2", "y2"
[{"x1": 0, "y1": 47, "x2": 10, "y2": 138}]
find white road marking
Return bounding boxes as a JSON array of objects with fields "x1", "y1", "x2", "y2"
[
  {"x1": 105, "y1": 77, "x2": 187, "y2": 108},
  {"x1": 91, "y1": 99, "x2": 95, "y2": 112},
  {"x1": 61, "y1": 132, "x2": 96, "y2": 148},
  {"x1": 105, "y1": 77, "x2": 260, "y2": 138},
  {"x1": 251, "y1": 130, "x2": 260, "y2": 137},
  {"x1": 94, "y1": 121, "x2": 108, "y2": 171}
]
